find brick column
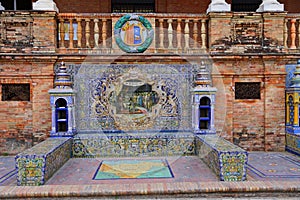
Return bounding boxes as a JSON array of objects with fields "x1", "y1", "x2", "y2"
[
  {"x1": 31, "y1": 12, "x2": 58, "y2": 53},
  {"x1": 262, "y1": 12, "x2": 287, "y2": 48},
  {"x1": 207, "y1": 12, "x2": 232, "y2": 49}
]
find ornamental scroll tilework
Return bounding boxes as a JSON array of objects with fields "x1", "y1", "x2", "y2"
[
  {"x1": 219, "y1": 152, "x2": 248, "y2": 181},
  {"x1": 15, "y1": 156, "x2": 45, "y2": 186},
  {"x1": 74, "y1": 64, "x2": 195, "y2": 132}
]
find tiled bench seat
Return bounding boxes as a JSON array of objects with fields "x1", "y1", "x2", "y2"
[
  {"x1": 15, "y1": 137, "x2": 72, "y2": 186},
  {"x1": 195, "y1": 135, "x2": 248, "y2": 181}
]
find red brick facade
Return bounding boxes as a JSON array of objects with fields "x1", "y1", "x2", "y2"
[
  {"x1": 0, "y1": 1, "x2": 299, "y2": 154},
  {"x1": 0, "y1": 11, "x2": 56, "y2": 154}
]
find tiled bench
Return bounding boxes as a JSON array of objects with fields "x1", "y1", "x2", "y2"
[
  {"x1": 15, "y1": 137, "x2": 72, "y2": 186},
  {"x1": 195, "y1": 135, "x2": 248, "y2": 181}
]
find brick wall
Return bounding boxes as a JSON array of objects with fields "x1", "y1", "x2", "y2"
[
  {"x1": 0, "y1": 11, "x2": 56, "y2": 155},
  {"x1": 54, "y1": 0, "x2": 109, "y2": 13},
  {"x1": 208, "y1": 11, "x2": 287, "y2": 151},
  {"x1": 0, "y1": 11, "x2": 57, "y2": 53},
  {"x1": 212, "y1": 57, "x2": 286, "y2": 152},
  {"x1": 160, "y1": 0, "x2": 211, "y2": 13},
  {"x1": 0, "y1": 4, "x2": 296, "y2": 154},
  {"x1": 0, "y1": 75, "x2": 33, "y2": 155},
  {"x1": 0, "y1": 60, "x2": 54, "y2": 155},
  {"x1": 279, "y1": 0, "x2": 299, "y2": 13}
]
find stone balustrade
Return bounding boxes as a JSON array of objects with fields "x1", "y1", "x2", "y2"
[
  {"x1": 285, "y1": 14, "x2": 300, "y2": 50},
  {"x1": 57, "y1": 13, "x2": 208, "y2": 54},
  {"x1": 1, "y1": 11, "x2": 299, "y2": 54}
]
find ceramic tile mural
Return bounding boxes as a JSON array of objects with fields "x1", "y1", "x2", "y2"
[
  {"x1": 72, "y1": 64, "x2": 198, "y2": 133},
  {"x1": 15, "y1": 138, "x2": 72, "y2": 186},
  {"x1": 195, "y1": 135, "x2": 248, "y2": 181},
  {"x1": 72, "y1": 132, "x2": 195, "y2": 157}
]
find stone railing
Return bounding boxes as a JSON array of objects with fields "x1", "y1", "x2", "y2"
[
  {"x1": 285, "y1": 14, "x2": 300, "y2": 51},
  {"x1": 57, "y1": 13, "x2": 209, "y2": 54}
]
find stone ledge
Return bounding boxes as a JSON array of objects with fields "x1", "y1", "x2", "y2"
[{"x1": 0, "y1": 181, "x2": 299, "y2": 198}]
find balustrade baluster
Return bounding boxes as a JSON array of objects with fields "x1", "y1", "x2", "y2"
[
  {"x1": 284, "y1": 19, "x2": 288, "y2": 48},
  {"x1": 298, "y1": 19, "x2": 300, "y2": 49},
  {"x1": 201, "y1": 19, "x2": 206, "y2": 49},
  {"x1": 193, "y1": 19, "x2": 198, "y2": 48},
  {"x1": 59, "y1": 19, "x2": 65, "y2": 48},
  {"x1": 184, "y1": 19, "x2": 190, "y2": 50},
  {"x1": 290, "y1": 19, "x2": 296, "y2": 49},
  {"x1": 77, "y1": 19, "x2": 82, "y2": 48},
  {"x1": 167, "y1": 19, "x2": 174, "y2": 49},
  {"x1": 102, "y1": 19, "x2": 107, "y2": 48},
  {"x1": 85, "y1": 19, "x2": 90, "y2": 48},
  {"x1": 159, "y1": 19, "x2": 164, "y2": 48},
  {"x1": 177, "y1": 19, "x2": 182, "y2": 50},
  {"x1": 94, "y1": 19, "x2": 99, "y2": 48},
  {"x1": 69, "y1": 19, "x2": 74, "y2": 49}
]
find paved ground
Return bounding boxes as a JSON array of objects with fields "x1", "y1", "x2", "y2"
[{"x1": 0, "y1": 152, "x2": 300, "y2": 199}]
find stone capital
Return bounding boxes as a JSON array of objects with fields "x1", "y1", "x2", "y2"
[
  {"x1": 256, "y1": 0, "x2": 284, "y2": 12},
  {"x1": 33, "y1": 0, "x2": 59, "y2": 12},
  {"x1": 206, "y1": 0, "x2": 231, "y2": 14}
]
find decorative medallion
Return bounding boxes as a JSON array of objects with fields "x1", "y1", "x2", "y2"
[{"x1": 114, "y1": 14, "x2": 154, "y2": 53}]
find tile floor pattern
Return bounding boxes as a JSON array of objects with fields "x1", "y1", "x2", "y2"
[
  {"x1": 0, "y1": 156, "x2": 16, "y2": 185},
  {"x1": 93, "y1": 159, "x2": 174, "y2": 179},
  {"x1": 247, "y1": 152, "x2": 300, "y2": 180},
  {"x1": 1, "y1": 152, "x2": 300, "y2": 187},
  {"x1": 46, "y1": 156, "x2": 218, "y2": 185}
]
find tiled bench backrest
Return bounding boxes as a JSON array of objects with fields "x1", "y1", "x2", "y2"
[
  {"x1": 72, "y1": 133, "x2": 196, "y2": 157},
  {"x1": 195, "y1": 135, "x2": 248, "y2": 181},
  {"x1": 15, "y1": 137, "x2": 72, "y2": 186},
  {"x1": 286, "y1": 133, "x2": 300, "y2": 156}
]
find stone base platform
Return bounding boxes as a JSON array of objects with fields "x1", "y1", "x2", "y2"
[
  {"x1": 1, "y1": 152, "x2": 300, "y2": 199},
  {"x1": 0, "y1": 180, "x2": 299, "y2": 199}
]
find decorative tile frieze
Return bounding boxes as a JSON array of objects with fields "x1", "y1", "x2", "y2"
[{"x1": 72, "y1": 132, "x2": 195, "y2": 157}]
